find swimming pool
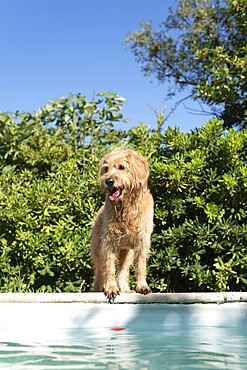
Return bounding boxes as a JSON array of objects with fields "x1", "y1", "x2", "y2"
[{"x1": 0, "y1": 293, "x2": 247, "y2": 369}]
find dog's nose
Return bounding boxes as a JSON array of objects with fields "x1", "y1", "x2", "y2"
[{"x1": 105, "y1": 178, "x2": 114, "y2": 188}]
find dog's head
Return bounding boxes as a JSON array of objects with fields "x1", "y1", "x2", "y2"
[{"x1": 99, "y1": 148, "x2": 149, "y2": 202}]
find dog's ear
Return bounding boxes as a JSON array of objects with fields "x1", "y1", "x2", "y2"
[{"x1": 127, "y1": 150, "x2": 149, "y2": 190}]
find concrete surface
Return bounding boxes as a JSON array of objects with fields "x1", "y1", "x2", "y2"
[{"x1": 0, "y1": 291, "x2": 247, "y2": 303}]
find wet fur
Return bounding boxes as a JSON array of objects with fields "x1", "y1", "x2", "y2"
[{"x1": 90, "y1": 148, "x2": 153, "y2": 301}]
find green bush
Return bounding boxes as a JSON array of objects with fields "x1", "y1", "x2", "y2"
[
  {"x1": 0, "y1": 92, "x2": 125, "y2": 292},
  {"x1": 147, "y1": 120, "x2": 247, "y2": 292},
  {"x1": 0, "y1": 93, "x2": 246, "y2": 292}
]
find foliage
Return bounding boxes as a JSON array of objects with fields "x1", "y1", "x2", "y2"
[
  {"x1": 0, "y1": 93, "x2": 246, "y2": 292},
  {"x1": 125, "y1": 0, "x2": 247, "y2": 129},
  {"x1": 0, "y1": 92, "x2": 126, "y2": 292},
  {"x1": 134, "y1": 119, "x2": 247, "y2": 292}
]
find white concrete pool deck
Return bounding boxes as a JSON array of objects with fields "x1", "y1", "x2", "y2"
[{"x1": 0, "y1": 291, "x2": 247, "y2": 303}]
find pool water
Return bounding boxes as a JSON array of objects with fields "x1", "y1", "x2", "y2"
[
  {"x1": 1, "y1": 301, "x2": 247, "y2": 369},
  {"x1": 1, "y1": 325, "x2": 247, "y2": 369}
]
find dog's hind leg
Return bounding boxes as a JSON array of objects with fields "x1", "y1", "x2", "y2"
[
  {"x1": 92, "y1": 252, "x2": 104, "y2": 291},
  {"x1": 117, "y1": 249, "x2": 134, "y2": 292},
  {"x1": 90, "y1": 207, "x2": 105, "y2": 292}
]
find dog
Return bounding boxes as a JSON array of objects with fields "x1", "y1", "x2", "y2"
[{"x1": 90, "y1": 147, "x2": 153, "y2": 301}]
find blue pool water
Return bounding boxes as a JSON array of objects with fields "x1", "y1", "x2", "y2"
[
  {"x1": 1, "y1": 326, "x2": 247, "y2": 369},
  {"x1": 0, "y1": 301, "x2": 247, "y2": 369}
]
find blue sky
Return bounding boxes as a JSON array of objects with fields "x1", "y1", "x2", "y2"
[{"x1": 0, "y1": 0, "x2": 212, "y2": 132}]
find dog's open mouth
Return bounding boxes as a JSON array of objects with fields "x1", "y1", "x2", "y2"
[{"x1": 108, "y1": 186, "x2": 123, "y2": 201}]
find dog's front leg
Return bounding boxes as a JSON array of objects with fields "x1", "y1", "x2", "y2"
[
  {"x1": 104, "y1": 250, "x2": 120, "y2": 301},
  {"x1": 135, "y1": 244, "x2": 152, "y2": 295}
]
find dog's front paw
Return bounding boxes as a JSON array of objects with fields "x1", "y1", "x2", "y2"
[
  {"x1": 104, "y1": 285, "x2": 120, "y2": 302},
  {"x1": 136, "y1": 283, "x2": 152, "y2": 295}
]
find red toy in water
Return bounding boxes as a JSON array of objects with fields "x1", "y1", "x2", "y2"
[{"x1": 110, "y1": 327, "x2": 126, "y2": 331}]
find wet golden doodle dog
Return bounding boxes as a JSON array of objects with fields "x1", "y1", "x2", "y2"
[{"x1": 90, "y1": 148, "x2": 153, "y2": 301}]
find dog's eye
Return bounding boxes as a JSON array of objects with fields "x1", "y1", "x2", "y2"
[
  {"x1": 118, "y1": 164, "x2": 125, "y2": 170},
  {"x1": 102, "y1": 166, "x2": 108, "y2": 173}
]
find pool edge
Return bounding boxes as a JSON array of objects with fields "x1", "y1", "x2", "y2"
[{"x1": 0, "y1": 292, "x2": 247, "y2": 304}]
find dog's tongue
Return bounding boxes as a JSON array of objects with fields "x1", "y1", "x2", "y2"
[{"x1": 109, "y1": 189, "x2": 121, "y2": 201}]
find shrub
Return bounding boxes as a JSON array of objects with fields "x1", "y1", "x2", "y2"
[
  {"x1": 0, "y1": 93, "x2": 246, "y2": 292},
  {"x1": 0, "y1": 92, "x2": 125, "y2": 292},
  {"x1": 146, "y1": 120, "x2": 247, "y2": 292}
]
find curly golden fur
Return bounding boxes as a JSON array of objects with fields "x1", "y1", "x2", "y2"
[{"x1": 90, "y1": 148, "x2": 154, "y2": 301}]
